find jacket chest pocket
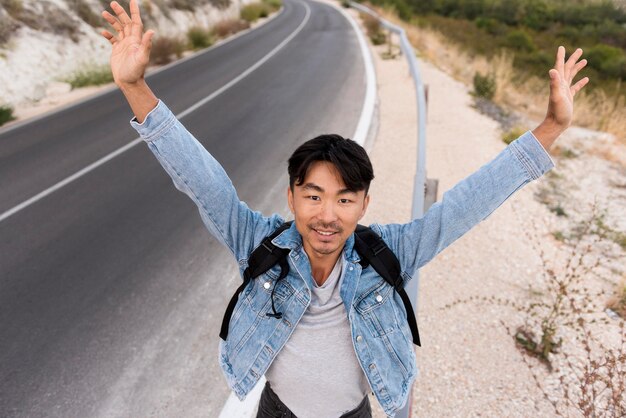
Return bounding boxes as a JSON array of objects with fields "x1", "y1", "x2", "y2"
[
  {"x1": 354, "y1": 280, "x2": 401, "y2": 337},
  {"x1": 241, "y1": 266, "x2": 293, "y2": 316}
]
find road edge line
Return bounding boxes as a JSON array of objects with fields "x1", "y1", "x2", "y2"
[{"x1": 216, "y1": 0, "x2": 378, "y2": 416}]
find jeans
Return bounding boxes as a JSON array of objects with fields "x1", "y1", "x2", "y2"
[{"x1": 256, "y1": 381, "x2": 372, "y2": 418}]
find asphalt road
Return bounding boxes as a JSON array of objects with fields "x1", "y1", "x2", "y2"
[{"x1": 0, "y1": 0, "x2": 366, "y2": 416}]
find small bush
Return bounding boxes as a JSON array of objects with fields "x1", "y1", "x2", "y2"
[
  {"x1": 501, "y1": 126, "x2": 526, "y2": 144},
  {"x1": 187, "y1": 26, "x2": 213, "y2": 50},
  {"x1": 0, "y1": 104, "x2": 15, "y2": 126},
  {"x1": 213, "y1": 18, "x2": 250, "y2": 38},
  {"x1": 504, "y1": 29, "x2": 536, "y2": 52},
  {"x1": 361, "y1": 13, "x2": 386, "y2": 46},
  {"x1": 64, "y1": 65, "x2": 113, "y2": 88},
  {"x1": 262, "y1": 0, "x2": 281, "y2": 12},
  {"x1": 472, "y1": 71, "x2": 496, "y2": 100},
  {"x1": 241, "y1": 2, "x2": 269, "y2": 23},
  {"x1": 150, "y1": 36, "x2": 185, "y2": 65},
  {"x1": 341, "y1": 0, "x2": 350, "y2": 8},
  {"x1": 474, "y1": 16, "x2": 504, "y2": 35},
  {"x1": 585, "y1": 44, "x2": 626, "y2": 79}
]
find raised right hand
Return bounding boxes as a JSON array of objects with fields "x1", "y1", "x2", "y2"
[{"x1": 101, "y1": 0, "x2": 154, "y2": 86}]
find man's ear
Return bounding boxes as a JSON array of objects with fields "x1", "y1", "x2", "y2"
[
  {"x1": 287, "y1": 186, "x2": 295, "y2": 214},
  {"x1": 359, "y1": 194, "x2": 370, "y2": 220}
]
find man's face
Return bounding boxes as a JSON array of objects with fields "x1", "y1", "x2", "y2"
[{"x1": 287, "y1": 161, "x2": 370, "y2": 261}]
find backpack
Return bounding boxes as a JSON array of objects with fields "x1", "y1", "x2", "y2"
[{"x1": 219, "y1": 221, "x2": 421, "y2": 346}]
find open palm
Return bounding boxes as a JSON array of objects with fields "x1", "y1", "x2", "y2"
[
  {"x1": 546, "y1": 46, "x2": 589, "y2": 129},
  {"x1": 101, "y1": 0, "x2": 154, "y2": 86}
]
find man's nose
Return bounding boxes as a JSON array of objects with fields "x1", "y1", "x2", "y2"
[{"x1": 318, "y1": 201, "x2": 338, "y2": 223}]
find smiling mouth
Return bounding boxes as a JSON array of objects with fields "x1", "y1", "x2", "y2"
[{"x1": 313, "y1": 229, "x2": 338, "y2": 237}]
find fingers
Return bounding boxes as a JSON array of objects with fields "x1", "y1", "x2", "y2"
[
  {"x1": 571, "y1": 77, "x2": 590, "y2": 96},
  {"x1": 554, "y1": 45, "x2": 565, "y2": 75},
  {"x1": 130, "y1": 0, "x2": 143, "y2": 26},
  {"x1": 101, "y1": 29, "x2": 117, "y2": 44},
  {"x1": 111, "y1": 1, "x2": 132, "y2": 37},
  {"x1": 565, "y1": 48, "x2": 583, "y2": 81},
  {"x1": 141, "y1": 30, "x2": 154, "y2": 56},
  {"x1": 130, "y1": 0, "x2": 144, "y2": 38},
  {"x1": 102, "y1": 10, "x2": 124, "y2": 39},
  {"x1": 569, "y1": 58, "x2": 587, "y2": 83}
]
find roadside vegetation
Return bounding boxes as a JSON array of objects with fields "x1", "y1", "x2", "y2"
[
  {"x1": 361, "y1": 12, "x2": 387, "y2": 45},
  {"x1": 0, "y1": 104, "x2": 15, "y2": 126},
  {"x1": 441, "y1": 205, "x2": 626, "y2": 416},
  {"x1": 63, "y1": 65, "x2": 114, "y2": 88},
  {"x1": 241, "y1": 0, "x2": 281, "y2": 22},
  {"x1": 356, "y1": 0, "x2": 626, "y2": 144},
  {"x1": 150, "y1": 0, "x2": 280, "y2": 64}
]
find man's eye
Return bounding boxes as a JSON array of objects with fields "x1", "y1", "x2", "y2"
[
  {"x1": 339, "y1": 199, "x2": 352, "y2": 204},
  {"x1": 307, "y1": 196, "x2": 320, "y2": 201}
]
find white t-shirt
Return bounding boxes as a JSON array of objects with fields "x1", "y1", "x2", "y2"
[{"x1": 265, "y1": 255, "x2": 370, "y2": 418}]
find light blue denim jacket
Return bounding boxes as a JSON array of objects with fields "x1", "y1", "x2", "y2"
[{"x1": 131, "y1": 100, "x2": 554, "y2": 417}]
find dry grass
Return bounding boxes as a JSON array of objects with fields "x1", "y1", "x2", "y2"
[
  {"x1": 150, "y1": 36, "x2": 185, "y2": 65},
  {"x1": 370, "y1": 4, "x2": 626, "y2": 149},
  {"x1": 607, "y1": 277, "x2": 626, "y2": 319},
  {"x1": 213, "y1": 18, "x2": 250, "y2": 38}
]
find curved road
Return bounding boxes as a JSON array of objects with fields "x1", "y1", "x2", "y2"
[{"x1": 0, "y1": 0, "x2": 367, "y2": 416}]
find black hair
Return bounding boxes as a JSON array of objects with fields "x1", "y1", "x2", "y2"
[{"x1": 287, "y1": 134, "x2": 374, "y2": 194}]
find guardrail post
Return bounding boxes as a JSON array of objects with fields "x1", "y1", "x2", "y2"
[{"x1": 348, "y1": 2, "x2": 438, "y2": 417}]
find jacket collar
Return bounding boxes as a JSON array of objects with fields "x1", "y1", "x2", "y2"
[{"x1": 272, "y1": 221, "x2": 361, "y2": 263}]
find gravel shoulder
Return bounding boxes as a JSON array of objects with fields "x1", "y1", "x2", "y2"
[{"x1": 344, "y1": 3, "x2": 626, "y2": 416}]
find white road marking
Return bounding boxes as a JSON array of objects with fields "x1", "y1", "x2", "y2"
[{"x1": 216, "y1": 0, "x2": 377, "y2": 416}]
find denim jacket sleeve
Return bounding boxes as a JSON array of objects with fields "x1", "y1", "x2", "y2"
[
  {"x1": 130, "y1": 100, "x2": 281, "y2": 262},
  {"x1": 373, "y1": 131, "x2": 555, "y2": 279}
]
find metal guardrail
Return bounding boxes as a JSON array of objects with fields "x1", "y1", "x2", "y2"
[{"x1": 347, "y1": 2, "x2": 433, "y2": 417}]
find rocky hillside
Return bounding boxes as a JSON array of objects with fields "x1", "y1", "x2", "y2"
[{"x1": 0, "y1": 0, "x2": 249, "y2": 106}]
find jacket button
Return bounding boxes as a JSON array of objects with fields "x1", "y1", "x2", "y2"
[
  {"x1": 263, "y1": 282, "x2": 271, "y2": 289},
  {"x1": 369, "y1": 364, "x2": 376, "y2": 370},
  {"x1": 375, "y1": 294, "x2": 383, "y2": 302},
  {"x1": 356, "y1": 335, "x2": 363, "y2": 342}
]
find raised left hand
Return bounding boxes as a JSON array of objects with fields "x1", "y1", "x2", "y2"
[{"x1": 532, "y1": 46, "x2": 589, "y2": 149}]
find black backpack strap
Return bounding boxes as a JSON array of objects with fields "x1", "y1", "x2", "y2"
[
  {"x1": 219, "y1": 222, "x2": 292, "y2": 341},
  {"x1": 354, "y1": 225, "x2": 421, "y2": 347}
]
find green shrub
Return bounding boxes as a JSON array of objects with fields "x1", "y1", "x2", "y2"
[
  {"x1": 241, "y1": 3, "x2": 269, "y2": 23},
  {"x1": 64, "y1": 65, "x2": 113, "y2": 88},
  {"x1": 501, "y1": 126, "x2": 526, "y2": 144},
  {"x1": 472, "y1": 71, "x2": 496, "y2": 100},
  {"x1": 263, "y1": 0, "x2": 282, "y2": 11},
  {"x1": 341, "y1": 0, "x2": 350, "y2": 8},
  {"x1": 0, "y1": 104, "x2": 15, "y2": 126},
  {"x1": 474, "y1": 17, "x2": 504, "y2": 35},
  {"x1": 150, "y1": 36, "x2": 185, "y2": 65},
  {"x1": 187, "y1": 26, "x2": 213, "y2": 50},
  {"x1": 504, "y1": 29, "x2": 536, "y2": 52},
  {"x1": 585, "y1": 44, "x2": 626, "y2": 79}
]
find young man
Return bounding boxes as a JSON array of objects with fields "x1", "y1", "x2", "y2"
[{"x1": 101, "y1": 1, "x2": 588, "y2": 416}]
